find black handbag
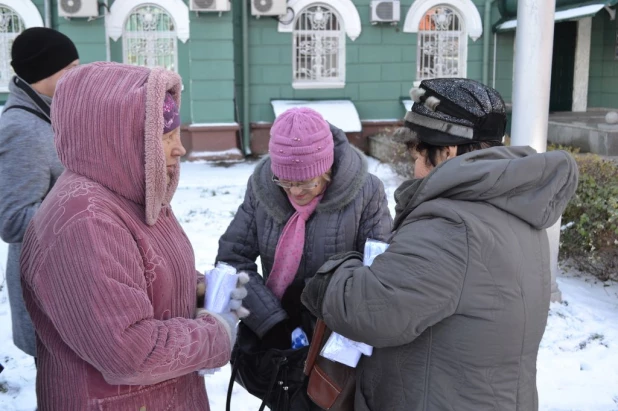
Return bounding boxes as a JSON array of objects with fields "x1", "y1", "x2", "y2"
[{"x1": 226, "y1": 322, "x2": 310, "y2": 411}]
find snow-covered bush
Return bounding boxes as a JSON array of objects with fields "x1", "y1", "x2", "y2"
[{"x1": 556, "y1": 146, "x2": 618, "y2": 281}]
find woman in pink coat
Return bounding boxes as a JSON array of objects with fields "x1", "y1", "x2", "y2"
[{"x1": 19, "y1": 62, "x2": 244, "y2": 410}]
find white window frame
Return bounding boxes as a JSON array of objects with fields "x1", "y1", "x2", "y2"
[
  {"x1": 403, "y1": 0, "x2": 482, "y2": 85},
  {"x1": 416, "y1": 6, "x2": 467, "y2": 82},
  {"x1": 0, "y1": 0, "x2": 43, "y2": 93},
  {"x1": 122, "y1": 5, "x2": 178, "y2": 72},
  {"x1": 106, "y1": 0, "x2": 189, "y2": 43},
  {"x1": 279, "y1": 0, "x2": 361, "y2": 90},
  {"x1": 292, "y1": 4, "x2": 346, "y2": 89}
]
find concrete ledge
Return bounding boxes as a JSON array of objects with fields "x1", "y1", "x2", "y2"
[
  {"x1": 182, "y1": 123, "x2": 243, "y2": 161},
  {"x1": 548, "y1": 121, "x2": 618, "y2": 156}
]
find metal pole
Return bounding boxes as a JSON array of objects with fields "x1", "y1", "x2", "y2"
[
  {"x1": 510, "y1": 0, "x2": 562, "y2": 301},
  {"x1": 482, "y1": 0, "x2": 497, "y2": 85},
  {"x1": 511, "y1": 0, "x2": 556, "y2": 151}
]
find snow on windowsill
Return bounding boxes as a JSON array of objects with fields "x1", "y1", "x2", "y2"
[
  {"x1": 271, "y1": 99, "x2": 362, "y2": 132},
  {"x1": 187, "y1": 148, "x2": 243, "y2": 160},
  {"x1": 189, "y1": 122, "x2": 239, "y2": 128}
]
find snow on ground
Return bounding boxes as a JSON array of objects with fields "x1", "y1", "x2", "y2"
[{"x1": 1, "y1": 157, "x2": 617, "y2": 411}]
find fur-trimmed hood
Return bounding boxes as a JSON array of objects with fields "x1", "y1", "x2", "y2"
[
  {"x1": 251, "y1": 123, "x2": 368, "y2": 223},
  {"x1": 394, "y1": 146, "x2": 579, "y2": 230},
  {"x1": 52, "y1": 62, "x2": 181, "y2": 226}
]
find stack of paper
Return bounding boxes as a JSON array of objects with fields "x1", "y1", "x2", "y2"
[
  {"x1": 199, "y1": 262, "x2": 238, "y2": 376},
  {"x1": 320, "y1": 239, "x2": 389, "y2": 368},
  {"x1": 204, "y1": 262, "x2": 239, "y2": 313}
]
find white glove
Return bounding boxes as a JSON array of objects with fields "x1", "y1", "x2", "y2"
[
  {"x1": 228, "y1": 272, "x2": 250, "y2": 319},
  {"x1": 195, "y1": 272, "x2": 250, "y2": 344}
]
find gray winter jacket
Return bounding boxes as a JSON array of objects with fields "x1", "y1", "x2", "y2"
[
  {"x1": 302, "y1": 146, "x2": 579, "y2": 411},
  {"x1": 216, "y1": 124, "x2": 392, "y2": 338},
  {"x1": 0, "y1": 78, "x2": 63, "y2": 357}
]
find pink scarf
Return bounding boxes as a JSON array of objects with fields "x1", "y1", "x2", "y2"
[{"x1": 265, "y1": 193, "x2": 323, "y2": 300}]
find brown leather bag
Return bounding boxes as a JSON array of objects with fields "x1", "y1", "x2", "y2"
[{"x1": 303, "y1": 319, "x2": 356, "y2": 411}]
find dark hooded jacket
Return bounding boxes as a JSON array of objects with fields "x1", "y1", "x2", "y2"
[{"x1": 302, "y1": 146, "x2": 579, "y2": 411}]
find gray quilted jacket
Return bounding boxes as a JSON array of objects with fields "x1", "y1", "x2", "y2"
[
  {"x1": 216, "y1": 124, "x2": 392, "y2": 338},
  {"x1": 0, "y1": 78, "x2": 63, "y2": 357},
  {"x1": 302, "y1": 146, "x2": 579, "y2": 411}
]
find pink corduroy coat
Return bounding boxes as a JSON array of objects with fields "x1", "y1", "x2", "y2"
[{"x1": 20, "y1": 62, "x2": 232, "y2": 411}]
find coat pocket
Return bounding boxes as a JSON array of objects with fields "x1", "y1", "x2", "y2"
[{"x1": 96, "y1": 378, "x2": 178, "y2": 411}]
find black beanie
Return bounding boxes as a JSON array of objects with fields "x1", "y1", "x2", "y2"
[
  {"x1": 11, "y1": 27, "x2": 79, "y2": 84},
  {"x1": 399, "y1": 78, "x2": 507, "y2": 146}
]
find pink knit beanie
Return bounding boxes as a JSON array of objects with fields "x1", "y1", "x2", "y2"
[{"x1": 269, "y1": 107, "x2": 334, "y2": 181}]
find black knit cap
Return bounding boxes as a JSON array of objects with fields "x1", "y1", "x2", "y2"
[
  {"x1": 11, "y1": 27, "x2": 79, "y2": 84},
  {"x1": 397, "y1": 78, "x2": 507, "y2": 146}
]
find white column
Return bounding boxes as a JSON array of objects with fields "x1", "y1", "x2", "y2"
[
  {"x1": 572, "y1": 17, "x2": 592, "y2": 112},
  {"x1": 511, "y1": 0, "x2": 562, "y2": 302}
]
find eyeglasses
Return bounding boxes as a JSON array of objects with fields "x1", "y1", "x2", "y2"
[{"x1": 272, "y1": 175, "x2": 321, "y2": 190}]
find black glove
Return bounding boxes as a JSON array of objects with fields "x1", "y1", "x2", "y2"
[
  {"x1": 261, "y1": 319, "x2": 294, "y2": 350},
  {"x1": 281, "y1": 281, "x2": 305, "y2": 328},
  {"x1": 260, "y1": 282, "x2": 307, "y2": 350}
]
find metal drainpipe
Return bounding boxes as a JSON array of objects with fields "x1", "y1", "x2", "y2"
[
  {"x1": 44, "y1": 0, "x2": 51, "y2": 27},
  {"x1": 104, "y1": 0, "x2": 110, "y2": 62},
  {"x1": 492, "y1": 33, "x2": 497, "y2": 88},
  {"x1": 242, "y1": 0, "x2": 252, "y2": 156},
  {"x1": 482, "y1": 0, "x2": 497, "y2": 85}
]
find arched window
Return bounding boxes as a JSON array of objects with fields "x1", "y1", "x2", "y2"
[
  {"x1": 0, "y1": 5, "x2": 25, "y2": 90},
  {"x1": 293, "y1": 4, "x2": 346, "y2": 89},
  {"x1": 417, "y1": 6, "x2": 466, "y2": 80},
  {"x1": 123, "y1": 5, "x2": 177, "y2": 71}
]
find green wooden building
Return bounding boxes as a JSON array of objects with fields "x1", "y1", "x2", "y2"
[{"x1": 1, "y1": 0, "x2": 617, "y2": 158}]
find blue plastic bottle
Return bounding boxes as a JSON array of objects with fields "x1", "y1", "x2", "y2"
[{"x1": 291, "y1": 327, "x2": 309, "y2": 349}]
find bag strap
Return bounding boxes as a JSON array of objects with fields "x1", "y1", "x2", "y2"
[
  {"x1": 225, "y1": 352, "x2": 287, "y2": 411},
  {"x1": 304, "y1": 319, "x2": 327, "y2": 376},
  {"x1": 2, "y1": 105, "x2": 51, "y2": 124}
]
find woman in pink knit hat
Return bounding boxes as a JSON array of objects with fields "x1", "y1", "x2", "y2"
[
  {"x1": 19, "y1": 62, "x2": 248, "y2": 411},
  {"x1": 217, "y1": 107, "x2": 392, "y2": 410}
]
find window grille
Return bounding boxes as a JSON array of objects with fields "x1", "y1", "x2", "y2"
[
  {"x1": 0, "y1": 6, "x2": 25, "y2": 90},
  {"x1": 123, "y1": 5, "x2": 177, "y2": 71},
  {"x1": 417, "y1": 6, "x2": 466, "y2": 81},
  {"x1": 293, "y1": 4, "x2": 345, "y2": 88}
]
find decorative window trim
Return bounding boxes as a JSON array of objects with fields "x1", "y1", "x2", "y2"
[
  {"x1": 292, "y1": 4, "x2": 346, "y2": 90},
  {"x1": 122, "y1": 5, "x2": 178, "y2": 72},
  {"x1": 278, "y1": 0, "x2": 361, "y2": 41},
  {"x1": 402, "y1": 0, "x2": 482, "y2": 41},
  {"x1": 0, "y1": 0, "x2": 42, "y2": 28},
  {"x1": 416, "y1": 6, "x2": 467, "y2": 80},
  {"x1": 106, "y1": 0, "x2": 189, "y2": 43},
  {"x1": 0, "y1": 1, "x2": 42, "y2": 93}
]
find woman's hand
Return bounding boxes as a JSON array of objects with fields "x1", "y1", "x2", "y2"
[{"x1": 195, "y1": 275, "x2": 206, "y2": 317}]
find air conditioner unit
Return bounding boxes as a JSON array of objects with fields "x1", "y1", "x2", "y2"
[
  {"x1": 251, "y1": 0, "x2": 287, "y2": 17},
  {"x1": 190, "y1": 0, "x2": 230, "y2": 12},
  {"x1": 370, "y1": 0, "x2": 400, "y2": 24},
  {"x1": 58, "y1": 0, "x2": 99, "y2": 18}
]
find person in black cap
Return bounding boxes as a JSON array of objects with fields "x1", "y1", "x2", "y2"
[
  {"x1": 301, "y1": 78, "x2": 579, "y2": 410},
  {"x1": 0, "y1": 27, "x2": 78, "y2": 363}
]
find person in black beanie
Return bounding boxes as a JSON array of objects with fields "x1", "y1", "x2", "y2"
[
  {"x1": 10, "y1": 27, "x2": 79, "y2": 96},
  {"x1": 0, "y1": 27, "x2": 78, "y2": 368}
]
